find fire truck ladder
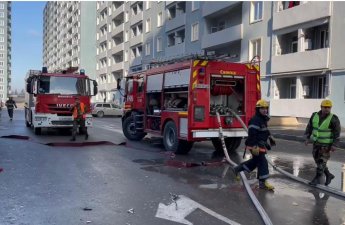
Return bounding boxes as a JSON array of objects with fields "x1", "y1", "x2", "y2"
[{"x1": 133, "y1": 111, "x2": 144, "y2": 132}]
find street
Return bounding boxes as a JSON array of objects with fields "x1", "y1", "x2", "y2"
[{"x1": 0, "y1": 110, "x2": 345, "y2": 225}]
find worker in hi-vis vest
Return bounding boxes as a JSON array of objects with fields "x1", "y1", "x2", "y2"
[
  {"x1": 304, "y1": 99, "x2": 341, "y2": 186},
  {"x1": 70, "y1": 96, "x2": 88, "y2": 141}
]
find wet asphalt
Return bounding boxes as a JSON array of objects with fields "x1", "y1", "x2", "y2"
[{"x1": 0, "y1": 110, "x2": 345, "y2": 225}]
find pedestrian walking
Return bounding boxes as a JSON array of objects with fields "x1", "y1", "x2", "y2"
[
  {"x1": 304, "y1": 99, "x2": 341, "y2": 186},
  {"x1": 5, "y1": 97, "x2": 17, "y2": 121},
  {"x1": 70, "y1": 97, "x2": 89, "y2": 141},
  {"x1": 232, "y1": 99, "x2": 276, "y2": 190}
]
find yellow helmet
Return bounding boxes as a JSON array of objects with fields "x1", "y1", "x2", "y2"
[
  {"x1": 321, "y1": 99, "x2": 332, "y2": 107},
  {"x1": 256, "y1": 99, "x2": 269, "y2": 108}
]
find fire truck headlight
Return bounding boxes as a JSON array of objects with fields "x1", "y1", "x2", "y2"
[
  {"x1": 225, "y1": 116, "x2": 233, "y2": 125},
  {"x1": 194, "y1": 106, "x2": 205, "y2": 122},
  {"x1": 35, "y1": 117, "x2": 47, "y2": 121}
]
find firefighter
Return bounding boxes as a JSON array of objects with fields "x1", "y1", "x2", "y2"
[
  {"x1": 232, "y1": 99, "x2": 276, "y2": 190},
  {"x1": 304, "y1": 99, "x2": 340, "y2": 186},
  {"x1": 70, "y1": 97, "x2": 89, "y2": 141},
  {"x1": 5, "y1": 97, "x2": 17, "y2": 121}
]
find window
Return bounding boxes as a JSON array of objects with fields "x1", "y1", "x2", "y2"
[
  {"x1": 318, "y1": 76, "x2": 327, "y2": 98},
  {"x1": 0, "y1": 61, "x2": 3, "y2": 66},
  {"x1": 291, "y1": 36, "x2": 298, "y2": 53},
  {"x1": 192, "y1": 1, "x2": 200, "y2": 11},
  {"x1": 250, "y1": 1, "x2": 263, "y2": 23},
  {"x1": 0, "y1": 69, "x2": 3, "y2": 75},
  {"x1": 157, "y1": 12, "x2": 163, "y2": 27},
  {"x1": 0, "y1": 12, "x2": 3, "y2": 18},
  {"x1": 0, "y1": 20, "x2": 3, "y2": 26},
  {"x1": 145, "y1": 42, "x2": 151, "y2": 56},
  {"x1": 157, "y1": 37, "x2": 162, "y2": 52},
  {"x1": 145, "y1": 18, "x2": 151, "y2": 33},
  {"x1": 0, "y1": 37, "x2": 4, "y2": 42},
  {"x1": 0, "y1": 85, "x2": 3, "y2": 91},
  {"x1": 0, "y1": 53, "x2": 3, "y2": 58},
  {"x1": 250, "y1": 38, "x2": 261, "y2": 59},
  {"x1": 0, "y1": 77, "x2": 3, "y2": 83},
  {"x1": 0, "y1": 28, "x2": 4, "y2": 34},
  {"x1": 0, "y1": 45, "x2": 4, "y2": 50},
  {"x1": 320, "y1": 30, "x2": 329, "y2": 48},
  {"x1": 0, "y1": 4, "x2": 4, "y2": 10},
  {"x1": 191, "y1": 23, "x2": 199, "y2": 41}
]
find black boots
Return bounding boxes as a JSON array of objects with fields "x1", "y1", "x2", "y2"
[
  {"x1": 231, "y1": 164, "x2": 243, "y2": 177},
  {"x1": 324, "y1": 168, "x2": 335, "y2": 186},
  {"x1": 309, "y1": 171, "x2": 322, "y2": 186}
]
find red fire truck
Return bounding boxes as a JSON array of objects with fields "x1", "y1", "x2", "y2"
[
  {"x1": 122, "y1": 56, "x2": 261, "y2": 154},
  {"x1": 25, "y1": 67, "x2": 98, "y2": 135}
]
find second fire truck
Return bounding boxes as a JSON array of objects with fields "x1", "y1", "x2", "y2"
[
  {"x1": 25, "y1": 67, "x2": 98, "y2": 135},
  {"x1": 122, "y1": 56, "x2": 261, "y2": 154}
]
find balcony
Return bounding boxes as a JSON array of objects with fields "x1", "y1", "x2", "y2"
[
  {"x1": 111, "y1": 24, "x2": 124, "y2": 37},
  {"x1": 165, "y1": 42, "x2": 185, "y2": 57},
  {"x1": 98, "y1": 34, "x2": 107, "y2": 44},
  {"x1": 112, "y1": 4, "x2": 125, "y2": 18},
  {"x1": 271, "y1": 48, "x2": 329, "y2": 74},
  {"x1": 202, "y1": 24, "x2": 243, "y2": 49},
  {"x1": 202, "y1": 2, "x2": 239, "y2": 17},
  {"x1": 130, "y1": 34, "x2": 143, "y2": 47},
  {"x1": 97, "y1": 67, "x2": 107, "y2": 75},
  {"x1": 131, "y1": 56, "x2": 142, "y2": 67},
  {"x1": 111, "y1": 43, "x2": 124, "y2": 55},
  {"x1": 98, "y1": 17, "x2": 107, "y2": 28},
  {"x1": 165, "y1": 14, "x2": 186, "y2": 32},
  {"x1": 270, "y1": 99, "x2": 321, "y2": 118},
  {"x1": 109, "y1": 62, "x2": 124, "y2": 73},
  {"x1": 97, "y1": 50, "x2": 107, "y2": 59},
  {"x1": 273, "y1": 2, "x2": 331, "y2": 31},
  {"x1": 131, "y1": 11, "x2": 143, "y2": 26}
]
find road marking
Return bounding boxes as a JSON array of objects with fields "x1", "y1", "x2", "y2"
[{"x1": 155, "y1": 195, "x2": 240, "y2": 225}]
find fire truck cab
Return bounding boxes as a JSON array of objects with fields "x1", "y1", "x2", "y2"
[
  {"x1": 122, "y1": 57, "x2": 261, "y2": 154},
  {"x1": 25, "y1": 67, "x2": 98, "y2": 135}
]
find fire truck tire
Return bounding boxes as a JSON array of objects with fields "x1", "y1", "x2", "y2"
[
  {"x1": 34, "y1": 127, "x2": 42, "y2": 135},
  {"x1": 123, "y1": 117, "x2": 146, "y2": 141},
  {"x1": 211, "y1": 137, "x2": 242, "y2": 154},
  {"x1": 163, "y1": 121, "x2": 193, "y2": 154},
  {"x1": 97, "y1": 111, "x2": 104, "y2": 118}
]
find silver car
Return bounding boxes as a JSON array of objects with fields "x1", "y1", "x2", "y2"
[{"x1": 92, "y1": 103, "x2": 123, "y2": 117}]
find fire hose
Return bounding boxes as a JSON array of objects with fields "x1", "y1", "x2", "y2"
[{"x1": 216, "y1": 111, "x2": 273, "y2": 225}]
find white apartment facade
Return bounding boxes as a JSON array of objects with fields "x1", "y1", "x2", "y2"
[
  {"x1": 43, "y1": 1, "x2": 345, "y2": 126},
  {"x1": 0, "y1": 1, "x2": 11, "y2": 101},
  {"x1": 43, "y1": 2, "x2": 96, "y2": 79}
]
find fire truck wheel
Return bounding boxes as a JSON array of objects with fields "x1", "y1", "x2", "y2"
[
  {"x1": 34, "y1": 127, "x2": 42, "y2": 135},
  {"x1": 163, "y1": 121, "x2": 193, "y2": 154},
  {"x1": 123, "y1": 117, "x2": 146, "y2": 141}
]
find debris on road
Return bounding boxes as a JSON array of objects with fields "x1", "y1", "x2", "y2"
[
  {"x1": 127, "y1": 208, "x2": 134, "y2": 214},
  {"x1": 83, "y1": 207, "x2": 93, "y2": 211}
]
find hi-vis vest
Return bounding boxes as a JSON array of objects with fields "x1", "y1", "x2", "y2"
[
  {"x1": 72, "y1": 103, "x2": 85, "y2": 119},
  {"x1": 312, "y1": 113, "x2": 333, "y2": 144}
]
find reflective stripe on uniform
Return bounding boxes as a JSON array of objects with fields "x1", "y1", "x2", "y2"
[{"x1": 248, "y1": 124, "x2": 268, "y2": 131}]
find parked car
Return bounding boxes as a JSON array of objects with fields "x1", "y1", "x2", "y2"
[{"x1": 91, "y1": 103, "x2": 123, "y2": 117}]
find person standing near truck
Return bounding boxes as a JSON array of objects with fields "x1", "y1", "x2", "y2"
[{"x1": 5, "y1": 97, "x2": 17, "y2": 121}]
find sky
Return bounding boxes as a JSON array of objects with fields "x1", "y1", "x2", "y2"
[{"x1": 12, "y1": 1, "x2": 46, "y2": 93}]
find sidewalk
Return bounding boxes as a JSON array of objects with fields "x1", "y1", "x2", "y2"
[{"x1": 270, "y1": 124, "x2": 345, "y2": 149}]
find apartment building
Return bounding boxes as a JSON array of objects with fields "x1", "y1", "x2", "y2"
[
  {"x1": 43, "y1": 1, "x2": 345, "y2": 125},
  {"x1": 43, "y1": 2, "x2": 96, "y2": 79},
  {"x1": 0, "y1": 1, "x2": 11, "y2": 101}
]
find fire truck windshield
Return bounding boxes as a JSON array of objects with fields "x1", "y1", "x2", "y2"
[{"x1": 38, "y1": 76, "x2": 90, "y2": 95}]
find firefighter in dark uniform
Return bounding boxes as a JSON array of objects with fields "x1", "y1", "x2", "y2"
[
  {"x1": 304, "y1": 99, "x2": 341, "y2": 186},
  {"x1": 5, "y1": 97, "x2": 17, "y2": 121},
  {"x1": 70, "y1": 97, "x2": 89, "y2": 141},
  {"x1": 233, "y1": 99, "x2": 276, "y2": 190}
]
